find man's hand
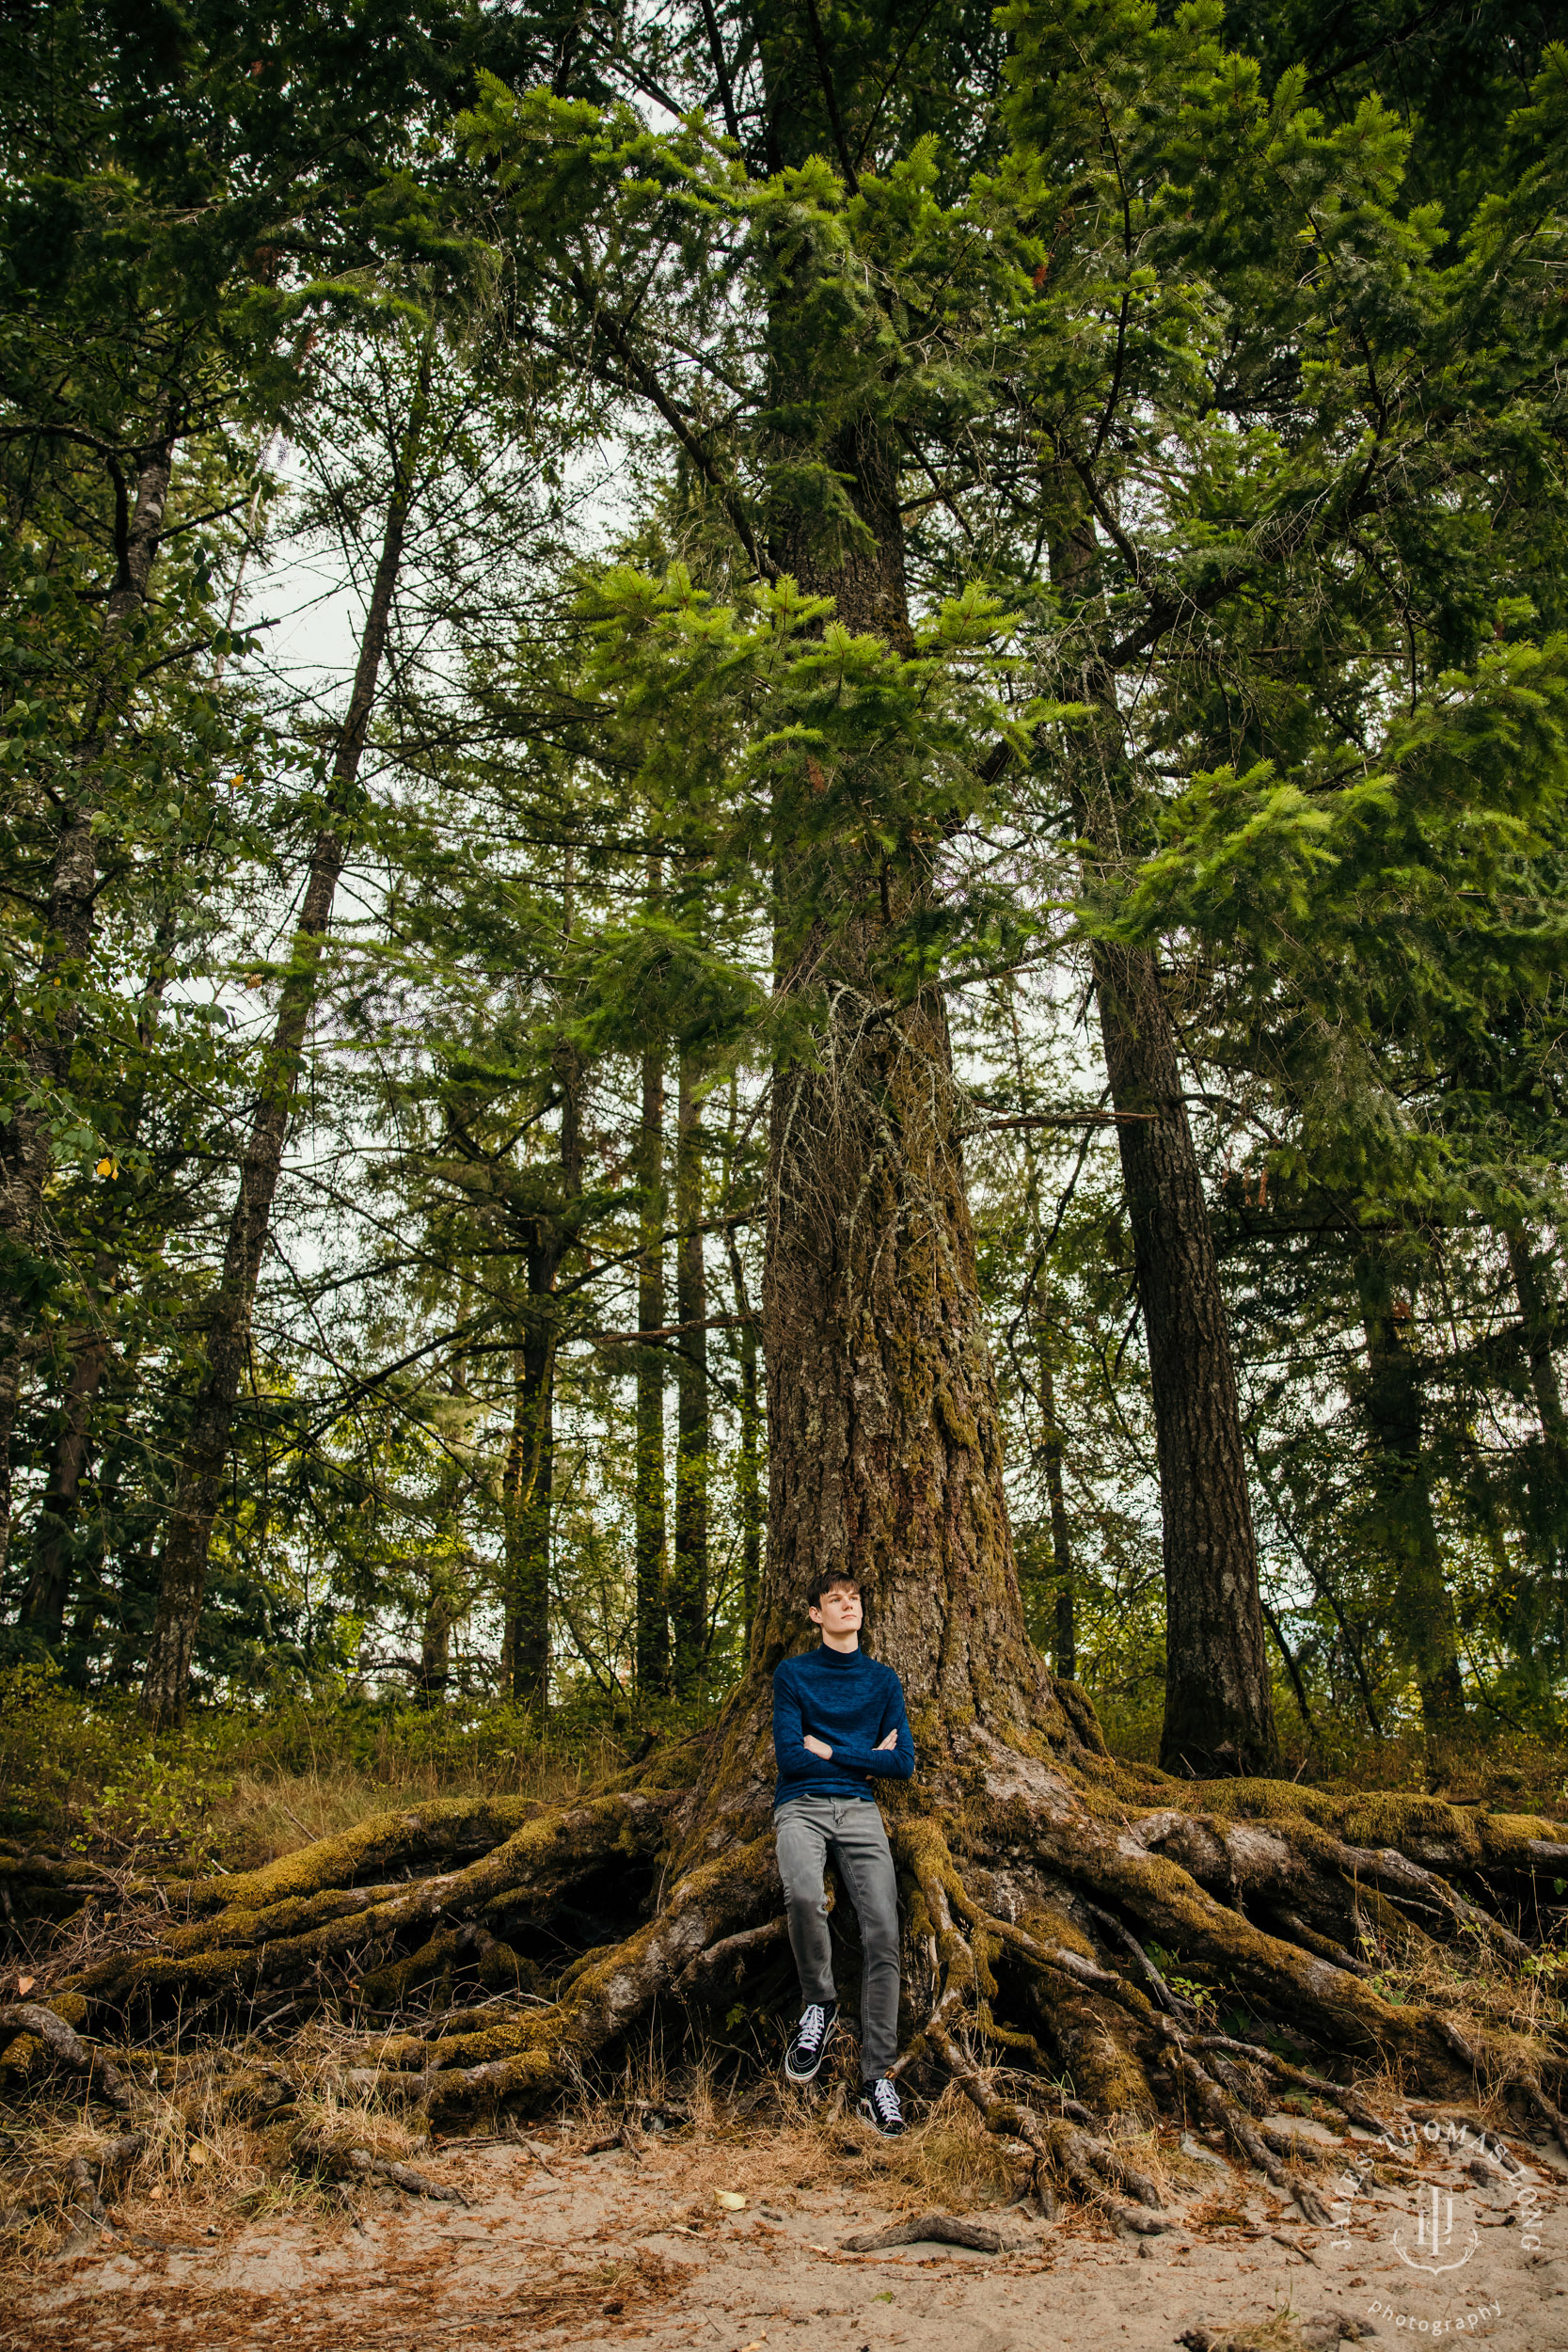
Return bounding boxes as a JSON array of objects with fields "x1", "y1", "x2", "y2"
[
  {"x1": 803, "y1": 1734, "x2": 832, "y2": 1760},
  {"x1": 876, "y1": 1728, "x2": 898, "y2": 1752}
]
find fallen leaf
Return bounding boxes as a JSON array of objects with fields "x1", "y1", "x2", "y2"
[
  {"x1": 15, "y1": 1977, "x2": 34, "y2": 1996},
  {"x1": 187, "y1": 2145, "x2": 209, "y2": 2168},
  {"x1": 714, "y1": 2189, "x2": 747, "y2": 2211},
  {"x1": 149, "y1": 2185, "x2": 165, "y2": 2202}
]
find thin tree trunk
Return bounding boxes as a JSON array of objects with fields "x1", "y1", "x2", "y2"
[
  {"x1": 1353, "y1": 1245, "x2": 1465, "y2": 1738},
  {"x1": 0, "y1": 430, "x2": 176, "y2": 1585},
  {"x1": 17, "y1": 897, "x2": 180, "y2": 1645},
  {"x1": 1051, "y1": 507, "x2": 1276, "y2": 1774},
  {"x1": 503, "y1": 1029, "x2": 584, "y2": 1719},
  {"x1": 1038, "y1": 1355, "x2": 1076, "y2": 1682},
  {"x1": 634, "y1": 928, "x2": 669, "y2": 1694},
  {"x1": 140, "y1": 344, "x2": 431, "y2": 1729},
  {"x1": 499, "y1": 1356, "x2": 527, "y2": 1695},
  {"x1": 1093, "y1": 938, "x2": 1278, "y2": 1775},
  {"x1": 508, "y1": 1314, "x2": 555, "y2": 1717},
  {"x1": 672, "y1": 1053, "x2": 709, "y2": 1696},
  {"x1": 1507, "y1": 1227, "x2": 1568, "y2": 1447},
  {"x1": 726, "y1": 1227, "x2": 762, "y2": 1645},
  {"x1": 17, "y1": 1330, "x2": 106, "y2": 1643},
  {"x1": 1005, "y1": 996, "x2": 1076, "y2": 1682},
  {"x1": 418, "y1": 1597, "x2": 456, "y2": 1705}
]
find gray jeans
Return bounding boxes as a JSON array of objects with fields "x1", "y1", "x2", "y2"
[{"x1": 774, "y1": 1795, "x2": 900, "y2": 2082}]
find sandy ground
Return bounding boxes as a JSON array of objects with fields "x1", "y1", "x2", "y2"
[{"x1": 6, "y1": 2112, "x2": 1568, "y2": 2352}]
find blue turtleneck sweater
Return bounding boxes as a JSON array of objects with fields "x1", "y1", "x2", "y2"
[{"x1": 771, "y1": 1643, "x2": 915, "y2": 1809}]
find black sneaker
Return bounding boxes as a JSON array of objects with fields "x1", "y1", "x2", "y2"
[
  {"x1": 784, "y1": 2001, "x2": 837, "y2": 2083},
  {"x1": 858, "y1": 2076, "x2": 905, "y2": 2137}
]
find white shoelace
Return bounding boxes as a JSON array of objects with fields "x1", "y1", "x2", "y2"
[
  {"x1": 797, "y1": 2004, "x2": 829, "y2": 2051},
  {"x1": 868, "y1": 2079, "x2": 901, "y2": 2124}
]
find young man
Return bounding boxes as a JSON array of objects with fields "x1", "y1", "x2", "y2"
[{"x1": 771, "y1": 1570, "x2": 915, "y2": 2136}]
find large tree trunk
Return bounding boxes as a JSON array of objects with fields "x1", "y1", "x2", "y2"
[
  {"x1": 1354, "y1": 1243, "x2": 1465, "y2": 1738},
  {"x1": 634, "y1": 1025, "x2": 670, "y2": 1695},
  {"x1": 0, "y1": 431, "x2": 175, "y2": 1586},
  {"x1": 140, "y1": 349, "x2": 430, "y2": 1729},
  {"x1": 671, "y1": 1053, "x2": 709, "y2": 1694}
]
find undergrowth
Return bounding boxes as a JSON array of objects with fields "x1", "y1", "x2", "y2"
[{"x1": 0, "y1": 1664, "x2": 643, "y2": 1872}]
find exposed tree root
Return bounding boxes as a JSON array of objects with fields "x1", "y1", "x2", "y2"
[
  {"x1": 0, "y1": 2000, "x2": 130, "y2": 2109},
  {"x1": 840, "y1": 2206, "x2": 1025, "y2": 2252},
  {"x1": 5, "y1": 1710, "x2": 1567, "y2": 2241}
]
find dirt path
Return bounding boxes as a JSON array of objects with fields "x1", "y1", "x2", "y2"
[{"x1": 7, "y1": 2114, "x2": 1567, "y2": 2352}]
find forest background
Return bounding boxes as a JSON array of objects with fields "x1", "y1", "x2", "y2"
[{"x1": 5, "y1": 0, "x2": 1568, "y2": 1867}]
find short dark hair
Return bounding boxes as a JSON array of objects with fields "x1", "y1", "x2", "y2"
[{"x1": 806, "y1": 1569, "x2": 862, "y2": 1612}]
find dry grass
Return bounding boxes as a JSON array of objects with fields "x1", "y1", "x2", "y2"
[
  {"x1": 505, "y1": 2248, "x2": 683, "y2": 2332},
  {"x1": 562, "y1": 2044, "x2": 1022, "y2": 2218},
  {"x1": 0, "y1": 2026, "x2": 451, "y2": 2275},
  {"x1": 209, "y1": 1731, "x2": 630, "y2": 1875}
]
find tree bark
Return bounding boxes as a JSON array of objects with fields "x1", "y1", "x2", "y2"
[
  {"x1": 1506, "y1": 1225, "x2": 1568, "y2": 1581},
  {"x1": 634, "y1": 999, "x2": 670, "y2": 1694},
  {"x1": 1353, "y1": 1244, "x2": 1465, "y2": 1738},
  {"x1": 140, "y1": 343, "x2": 431, "y2": 1729},
  {"x1": 506, "y1": 1311, "x2": 555, "y2": 1717},
  {"x1": 1004, "y1": 1002, "x2": 1078, "y2": 1684},
  {"x1": 1092, "y1": 939, "x2": 1278, "y2": 1776},
  {"x1": 499, "y1": 1034, "x2": 584, "y2": 1719},
  {"x1": 0, "y1": 430, "x2": 176, "y2": 1586},
  {"x1": 672, "y1": 1053, "x2": 709, "y2": 1695},
  {"x1": 1038, "y1": 1355, "x2": 1076, "y2": 1682},
  {"x1": 1507, "y1": 1226, "x2": 1568, "y2": 1447},
  {"x1": 726, "y1": 1226, "x2": 762, "y2": 1645},
  {"x1": 1049, "y1": 506, "x2": 1276, "y2": 1774},
  {"x1": 742, "y1": 423, "x2": 1056, "y2": 1741}
]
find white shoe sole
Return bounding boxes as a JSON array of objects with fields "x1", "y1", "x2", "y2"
[{"x1": 784, "y1": 2016, "x2": 836, "y2": 2083}]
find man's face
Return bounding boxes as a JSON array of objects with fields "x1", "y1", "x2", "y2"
[{"x1": 809, "y1": 1581, "x2": 863, "y2": 1637}]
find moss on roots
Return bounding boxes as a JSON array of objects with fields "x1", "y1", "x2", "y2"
[{"x1": 7, "y1": 1700, "x2": 1566, "y2": 2222}]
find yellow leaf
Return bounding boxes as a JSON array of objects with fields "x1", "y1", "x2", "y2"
[
  {"x1": 187, "y1": 2144, "x2": 209, "y2": 2167},
  {"x1": 714, "y1": 2189, "x2": 747, "y2": 2211}
]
